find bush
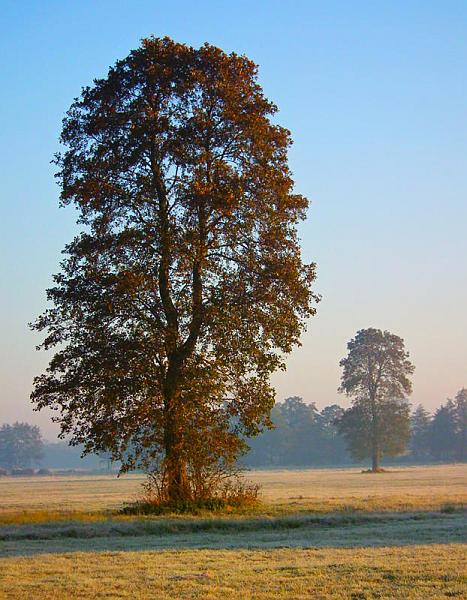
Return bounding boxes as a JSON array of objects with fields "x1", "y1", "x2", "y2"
[
  {"x1": 37, "y1": 468, "x2": 52, "y2": 475},
  {"x1": 121, "y1": 475, "x2": 260, "y2": 515},
  {"x1": 11, "y1": 468, "x2": 35, "y2": 476},
  {"x1": 219, "y1": 478, "x2": 260, "y2": 507},
  {"x1": 121, "y1": 497, "x2": 226, "y2": 515},
  {"x1": 440, "y1": 503, "x2": 464, "y2": 514}
]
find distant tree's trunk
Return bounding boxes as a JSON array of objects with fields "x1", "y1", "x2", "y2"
[
  {"x1": 371, "y1": 448, "x2": 381, "y2": 472},
  {"x1": 370, "y1": 391, "x2": 380, "y2": 472}
]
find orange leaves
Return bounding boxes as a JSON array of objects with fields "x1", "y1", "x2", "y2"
[{"x1": 32, "y1": 37, "x2": 318, "y2": 495}]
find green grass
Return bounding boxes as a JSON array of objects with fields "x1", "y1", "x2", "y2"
[{"x1": 0, "y1": 510, "x2": 464, "y2": 558}]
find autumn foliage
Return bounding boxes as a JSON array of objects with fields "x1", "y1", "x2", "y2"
[{"x1": 31, "y1": 37, "x2": 317, "y2": 502}]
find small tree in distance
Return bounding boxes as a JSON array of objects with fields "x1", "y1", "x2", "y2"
[
  {"x1": 410, "y1": 404, "x2": 432, "y2": 460},
  {"x1": 0, "y1": 423, "x2": 44, "y2": 470},
  {"x1": 337, "y1": 328, "x2": 414, "y2": 472},
  {"x1": 452, "y1": 388, "x2": 466, "y2": 462},
  {"x1": 429, "y1": 390, "x2": 466, "y2": 462},
  {"x1": 429, "y1": 403, "x2": 457, "y2": 461},
  {"x1": 30, "y1": 37, "x2": 318, "y2": 503}
]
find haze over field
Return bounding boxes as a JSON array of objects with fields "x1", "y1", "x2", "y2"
[{"x1": 1, "y1": 1, "x2": 466, "y2": 439}]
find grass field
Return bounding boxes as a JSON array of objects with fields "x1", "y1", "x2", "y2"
[
  {"x1": 0, "y1": 464, "x2": 465, "y2": 598},
  {"x1": 1, "y1": 463, "x2": 465, "y2": 521},
  {"x1": 1, "y1": 545, "x2": 465, "y2": 599}
]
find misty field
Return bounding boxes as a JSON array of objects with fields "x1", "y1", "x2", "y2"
[
  {"x1": 0, "y1": 464, "x2": 465, "y2": 598},
  {"x1": 0, "y1": 464, "x2": 465, "y2": 521}
]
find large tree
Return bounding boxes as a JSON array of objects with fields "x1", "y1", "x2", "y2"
[
  {"x1": 31, "y1": 37, "x2": 317, "y2": 501},
  {"x1": 337, "y1": 328, "x2": 414, "y2": 471},
  {"x1": 279, "y1": 396, "x2": 319, "y2": 465},
  {"x1": 0, "y1": 423, "x2": 44, "y2": 470}
]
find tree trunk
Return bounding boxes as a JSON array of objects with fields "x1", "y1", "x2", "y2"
[
  {"x1": 163, "y1": 391, "x2": 191, "y2": 502},
  {"x1": 369, "y1": 390, "x2": 380, "y2": 472},
  {"x1": 371, "y1": 449, "x2": 381, "y2": 472},
  {"x1": 165, "y1": 449, "x2": 190, "y2": 502}
]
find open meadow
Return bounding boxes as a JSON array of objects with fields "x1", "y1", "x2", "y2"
[{"x1": 0, "y1": 464, "x2": 466, "y2": 598}]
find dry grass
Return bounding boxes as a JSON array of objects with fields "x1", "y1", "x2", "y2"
[
  {"x1": 0, "y1": 464, "x2": 465, "y2": 524},
  {"x1": 253, "y1": 463, "x2": 467, "y2": 512},
  {"x1": 0, "y1": 545, "x2": 465, "y2": 599},
  {"x1": 0, "y1": 465, "x2": 465, "y2": 598}
]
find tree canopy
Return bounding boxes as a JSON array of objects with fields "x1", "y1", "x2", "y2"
[
  {"x1": 0, "y1": 423, "x2": 44, "y2": 470},
  {"x1": 31, "y1": 37, "x2": 318, "y2": 501}
]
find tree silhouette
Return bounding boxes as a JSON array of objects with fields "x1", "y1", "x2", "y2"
[
  {"x1": 452, "y1": 388, "x2": 466, "y2": 461},
  {"x1": 429, "y1": 403, "x2": 457, "y2": 461},
  {"x1": 31, "y1": 37, "x2": 317, "y2": 501},
  {"x1": 337, "y1": 328, "x2": 414, "y2": 471},
  {"x1": 410, "y1": 404, "x2": 431, "y2": 460},
  {"x1": 0, "y1": 423, "x2": 44, "y2": 470}
]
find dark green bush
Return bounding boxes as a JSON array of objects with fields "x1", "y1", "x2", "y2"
[{"x1": 121, "y1": 497, "x2": 226, "y2": 516}]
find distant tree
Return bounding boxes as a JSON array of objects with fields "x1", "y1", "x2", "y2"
[
  {"x1": 30, "y1": 37, "x2": 317, "y2": 502},
  {"x1": 279, "y1": 397, "x2": 319, "y2": 465},
  {"x1": 319, "y1": 404, "x2": 345, "y2": 427},
  {"x1": 429, "y1": 390, "x2": 466, "y2": 462},
  {"x1": 245, "y1": 400, "x2": 350, "y2": 467},
  {"x1": 317, "y1": 404, "x2": 349, "y2": 464},
  {"x1": 429, "y1": 403, "x2": 457, "y2": 461},
  {"x1": 410, "y1": 405, "x2": 431, "y2": 460},
  {"x1": 337, "y1": 398, "x2": 411, "y2": 468},
  {"x1": 0, "y1": 423, "x2": 44, "y2": 470},
  {"x1": 337, "y1": 328, "x2": 414, "y2": 471},
  {"x1": 452, "y1": 388, "x2": 466, "y2": 461},
  {"x1": 245, "y1": 403, "x2": 289, "y2": 466}
]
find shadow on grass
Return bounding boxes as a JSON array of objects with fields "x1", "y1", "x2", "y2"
[{"x1": 0, "y1": 511, "x2": 465, "y2": 557}]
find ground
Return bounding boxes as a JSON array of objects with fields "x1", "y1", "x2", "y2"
[{"x1": 0, "y1": 464, "x2": 465, "y2": 598}]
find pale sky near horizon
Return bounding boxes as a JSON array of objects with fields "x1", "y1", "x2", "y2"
[{"x1": 1, "y1": 1, "x2": 466, "y2": 440}]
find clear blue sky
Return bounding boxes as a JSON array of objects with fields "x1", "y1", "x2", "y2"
[{"x1": 1, "y1": 0, "x2": 466, "y2": 439}]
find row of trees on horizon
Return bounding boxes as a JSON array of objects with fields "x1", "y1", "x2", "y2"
[
  {"x1": 1, "y1": 390, "x2": 465, "y2": 471},
  {"x1": 246, "y1": 391, "x2": 466, "y2": 467}
]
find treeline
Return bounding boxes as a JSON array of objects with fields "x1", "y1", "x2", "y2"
[
  {"x1": 244, "y1": 392, "x2": 466, "y2": 467},
  {"x1": 410, "y1": 394, "x2": 466, "y2": 462},
  {"x1": 245, "y1": 398, "x2": 349, "y2": 466},
  {"x1": 1, "y1": 389, "x2": 465, "y2": 472},
  {"x1": 0, "y1": 423, "x2": 109, "y2": 473}
]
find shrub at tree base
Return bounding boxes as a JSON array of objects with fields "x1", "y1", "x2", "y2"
[{"x1": 121, "y1": 475, "x2": 260, "y2": 515}]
